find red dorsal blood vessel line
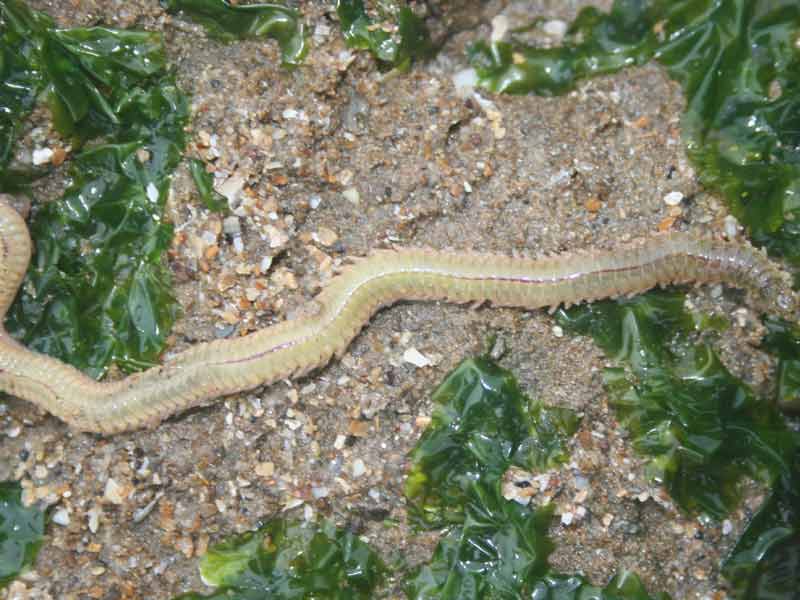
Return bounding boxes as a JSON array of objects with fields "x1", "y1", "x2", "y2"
[{"x1": 0, "y1": 197, "x2": 797, "y2": 434}]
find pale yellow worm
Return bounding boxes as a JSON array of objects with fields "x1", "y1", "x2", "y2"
[{"x1": 0, "y1": 197, "x2": 797, "y2": 433}]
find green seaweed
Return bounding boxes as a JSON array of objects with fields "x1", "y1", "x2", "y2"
[
  {"x1": 0, "y1": 2, "x2": 169, "y2": 178},
  {"x1": 45, "y1": 27, "x2": 168, "y2": 140},
  {"x1": 405, "y1": 357, "x2": 578, "y2": 529},
  {"x1": 162, "y1": 0, "x2": 308, "y2": 67},
  {"x1": 6, "y1": 135, "x2": 185, "y2": 377},
  {"x1": 1, "y1": 0, "x2": 188, "y2": 377},
  {"x1": 469, "y1": 0, "x2": 800, "y2": 267},
  {"x1": 172, "y1": 518, "x2": 385, "y2": 599},
  {"x1": 0, "y1": 1, "x2": 48, "y2": 183},
  {"x1": 409, "y1": 560, "x2": 668, "y2": 600},
  {"x1": 189, "y1": 158, "x2": 228, "y2": 213},
  {"x1": 336, "y1": 0, "x2": 435, "y2": 69},
  {"x1": 405, "y1": 357, "x2": 666, "y2": 599},
  {"x1": 557, "y1": 291, "x2": 800, "y2": 596},
  {"x1": 761, "y1": 316, "x2": 800, "y2": 411},
  {"x1": 467, "y1": 1, "x2": 655, "y2": 96},
  {"x1": 556, "y1": 290, "x2": 795, "y2": 518},
  {"x1": 721, "y1": 438, "x2": 800, "y2": 598},
  {"x1": 0, "y1": 481, "x2": 45, "y2": 588},
  {"x1": 404, "y1": 498, "x2": 556, "y2": 599},
  {"x1": 174, "y1": 358, "x2": 663, "y2": 599}
]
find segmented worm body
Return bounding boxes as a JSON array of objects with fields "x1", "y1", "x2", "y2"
[{"x1": 0, "y1": 198, "x2": 796, "y2": 434}]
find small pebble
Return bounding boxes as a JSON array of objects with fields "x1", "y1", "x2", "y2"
[
  {"x1": 218, "y1": 173, "x2": 245, "y2": 205},
  {"x1": 314, "y1": 227, "x2": 338, "y2": 246},
  {"x1": 552, "y1": 325, "x2": 564, "y2": 338},
  {"x1": 222, "y1": 216, "x2": 241, "y2": 235},
  {"x1": 103, "y1": 478, "x2": 125, "y2": 505},
  {"x1": 452, "y1": 68, "x2": 478, "y2": 98},
  {"x1": 87, "y1": 506, "x2": 101, "y2": 533},
  {"x1": 265, "y1": 225, "x2": 289, "y2": 248},
  {"x1": 255, "y1": 462, "x2": 274, "y2": 478},
  {"x1": 32, "y1": 147, "x2": 53, "y2": 165},
  {"x1": 52, "y1": 508, "x2": 70, "y2": 526},
  {"x1": 489, "y1": 336, "x2": 506, "y2": 360},
  {"x1": 415, "y1": 415, "x2": 431, "y2": 428},
  {"x1": 259, "y1": 256, "x2": 273, "y2": 274},
  {"x1": 724, "y1": 214, "x2": 740, "y2": 238},
  {"x1": 585, "y1": 196, "x2": 602, "y2": 212},
  {"x1": 542, "y1": 19, "x2": 567, "y2": 38},
  {"x1": 403, "y1": 347, "x2": 432, "y2": 368},
  {"x1": 663, "y1": 191, "x2": 684, "y2": 206},
  {"x1": 312, "y1": 486, "x2": 330, "y2": 499},
  {"x1": 722, "y1": 519, "x2": 733, "y2": 535},
  {"x1": 338, "y1": 169, "x2": 354, "y2": 186},
  {"x1": 201, "y1": 230, "x2": 217, "y2": 246},
  {"x1": 342, "y1": 188, "x2": 360, "y2": 204},
  {"x1": 132, "y1": 492, "x2": 163, "y2": 524},
  {"x1": 352, "y1": 459, "x2": 366, "y2": 478},
  {"x1": 233, "y1": 235, "x2": 244, "y2": 253}
]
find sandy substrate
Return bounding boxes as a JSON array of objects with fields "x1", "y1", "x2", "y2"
[{"x1": 1, "y1": 1, "x2": 779, "y2": 598}]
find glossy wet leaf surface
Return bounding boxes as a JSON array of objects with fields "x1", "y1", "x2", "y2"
[
  {"x1": 163, "y1": 0, "x2": 308, "y2": 67},
  {"x1": 336, "y1": 0, "x2": 435, "y2": 69},
  {"x1": 405, "y1": 358, "x2": 666, "y2": 599},
  {"x1": 405, "y1": 357, "x2": 578, "y2": 529},
  {"x1": 557, "y1": 291, "x2": 795, "y2": 517},
  {"x1": 469, "y1": 0, "x2": 800, "y2": 267},
  {"x1": 722, "y1": 439, "x2": 800, "y2": 599},
  {"x1": 2, "y1": 0, "x2": 188, "y2": 377},
  {"x1": 0, "y1": 481, "x2": 45, "y2": 588},
  {"x1": 0, "y1": 1, "x2": 49, "y2": 183},
  {"x1": 172, "y1": 519, "x2": 385, "y2": 599},
  {"x1": 761, "y1": 317, "x2": 800, "y2": 411},
  {"x1": 557, "y1": 290, "x2": 800, "y2": 596}
]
